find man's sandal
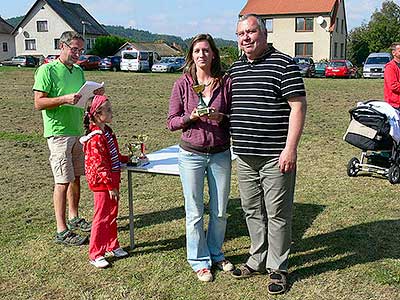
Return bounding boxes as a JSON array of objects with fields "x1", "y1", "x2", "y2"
[
  {"x1": 231, "y1": 264, "x2": 257, "y2": 279},
  {"x1": 67, "y1": 217, "x2": 92, "y2": 232},
  {"x1": 267, "y1": 271, "x2": 288, "y2": 295}
]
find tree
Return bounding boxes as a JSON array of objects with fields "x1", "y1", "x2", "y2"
[
  {"x1": 219, "y1": 46, "x2": 239, "y2": 69},
  {"x1": 347, "y1": 25, "x2": 370, "y2": 65},
  {"x1": 347, "y1": 0, "x2": 400, "y2": 64},
  {"x1": 89, "y1": 35, "x2": 129, "y2": 57},
  {"x1": 367, "y1": 1, "x2": 400, "y2": 52}
]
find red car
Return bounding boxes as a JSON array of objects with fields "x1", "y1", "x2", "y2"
[
  {"x1": 325, "y1": 60, "x2": 358, "y2": 78},
  {"x1": 76, "y1": 55, "x2": 101, "y2": 70},
  {"x1": 43, "y1": 54, "x2": 60, "y2": 64}
]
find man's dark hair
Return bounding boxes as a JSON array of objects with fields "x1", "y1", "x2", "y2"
[{"x1": 390, "y1": 42, "x2": 400, "y2": 51}]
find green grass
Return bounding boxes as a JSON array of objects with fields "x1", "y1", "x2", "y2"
[{"x1": 0, "y1": 67, "x2": 399, "y2": 299}]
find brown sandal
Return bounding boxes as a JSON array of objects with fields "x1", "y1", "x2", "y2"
[
  {"x1": 267, "y1": 271, "x2": 287, "y2": 295},
  {"x1": 231, "y1": 264, "x2": 256, "y2": 279}
]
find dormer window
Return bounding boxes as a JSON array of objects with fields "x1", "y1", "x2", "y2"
[{"x1": 37, "y1": 20, "x2": 48, "y2": 32}]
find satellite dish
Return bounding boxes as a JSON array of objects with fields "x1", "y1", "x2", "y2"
[
  {"x1": 317, "y1": 16, "x2": 325, "y2": 25},
  {"x1": 18, "y1": 27, "x2": 23, "y2": 34}
]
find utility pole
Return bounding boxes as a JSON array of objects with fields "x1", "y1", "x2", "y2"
[{"x1": 81, "y1": 21, "x2": 91, "y2": 52}]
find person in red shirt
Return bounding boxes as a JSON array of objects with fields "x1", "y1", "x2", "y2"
[
  {"x1": 384, "y1": 42, "x2": 400, "y2": 108},
  {"x1": 80, "y1": 95, "x2": 130, "y2": 268}
]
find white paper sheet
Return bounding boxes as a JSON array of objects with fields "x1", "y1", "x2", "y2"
[{"x1": 65, "y1": 81, "x2": 104, "y2": 108}]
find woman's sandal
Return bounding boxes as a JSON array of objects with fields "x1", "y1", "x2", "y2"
[{"x1": 267, "y1": 271, "x2": 287, "y2": 295}]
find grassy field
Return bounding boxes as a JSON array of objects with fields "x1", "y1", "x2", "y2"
[{"x1": 0, "y1": 66, "x2": 399, "y2": 300}]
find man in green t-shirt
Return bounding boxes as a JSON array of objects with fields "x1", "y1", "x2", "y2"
[{"x1": 33, "y1": 31, "x2": 103, "y2": 246}]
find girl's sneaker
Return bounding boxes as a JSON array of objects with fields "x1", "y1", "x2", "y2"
[
  {"x1": 108, "y1": 247, "x2": 129, "y2": 258},
  {"x1": 90, "y1": 256, "x2": 109, "y2": 268},
  {"x1": 196, "y1": 268, "x2": 213, "y2": 282},
  {"x1": 215, "y1": 259, "x2": 234, "y2": 272}
]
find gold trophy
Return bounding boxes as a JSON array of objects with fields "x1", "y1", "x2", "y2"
[
  {"x1": 126, "y1": 134, "x2": 149, "y2": 166},
  {"x1": 192, "y1": 84, "x2": 210, "y2": 117}
]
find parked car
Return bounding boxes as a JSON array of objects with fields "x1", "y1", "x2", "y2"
[
  {"x1": 99, "y1": 56, "x2": 121, "y2": 71},
  {"x1": 1, "y1": 55, "x2": 39, "y2": 67},
  {"x1": 293, "y1": 56, "x2": 315, "y2": 77},
  {"x1": 314, "y1": 62, "x2": 328, "y2": 78},
  {"x1": 151, "y1": 57, "x2": 185, "y2": 73},
  {"x1": 76, "y1": 55, "x2": 101, "y2": 70},
  {"x1": 362, "y1": 52, "x2": 392, "y2": 79},
  {"x1": 325, "y1": 60, "x2": 358, "y2": 78},
  {"x1": 43, "y1": 54, "x2": 60, "y2": 64},
  {"x1": 120, "y1": 50, "x2": 161, "y2": 72}
]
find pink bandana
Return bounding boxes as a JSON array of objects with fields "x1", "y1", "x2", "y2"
[{"x1": 89, "y1": 95, "x2": 108, "y2": 117}]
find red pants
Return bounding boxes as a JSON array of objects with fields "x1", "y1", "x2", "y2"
[{"x1": 89, "y1": 190, "x2": 120, "y2": 260}]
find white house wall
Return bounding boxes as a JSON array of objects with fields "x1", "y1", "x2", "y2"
[
  {"x1": 0, "y1": 33, "x2": 16, "y2": 61},
  {"x1": 114, "y1": 44, "x2": 139, "y2": 57},
  {"x1": 15, "y1": 1, "x2": 74, "y2": 57},
  {"x1": 267, "y1": 15, "x2": 332, "y2": 61}
]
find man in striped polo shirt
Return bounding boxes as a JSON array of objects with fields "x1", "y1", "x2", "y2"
[{"x1": 229, "y1": 14, "x2": 307, "y2": 294}]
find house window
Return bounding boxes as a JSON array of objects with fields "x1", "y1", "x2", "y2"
[
  {"x1": 296, "y1": 17, "x2": 313, "y2": 32},
  {"x1": 341, "y1": 20, "x2": 345, "y2": 34},
  {"x1": 334, "y1": 42, "x2": 338, "y2": 57},
  {"x1": 265, "y1": 18, "x2": 273, "y2": 32},
  {"x1": 340, "y1": 43, "x2": 344, "y2": 58},
  {"x1": 37, "y1": 20, "x2": 48, "y2": 32},
  {"x1": 86, "y1": 39, "x2": 91, "y2": 50},
  {"x1": 295, "y1": 42, "x2": 313, "y2": 56},
  {"x1": 54, "y1": 39, "x2": 60, "y2": 50},
  {"x1": 3, "y1": 42, "x2": 8, "y2": 52},
  {"x1": 25, "y1": 39, "x2": 36, "y2": 50},
  {"x1": 336, "y1": 18, "x2": 339, "y2": 32}
]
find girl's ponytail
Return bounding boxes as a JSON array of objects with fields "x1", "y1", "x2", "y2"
[{"x1": 84, "y1": 98, "x2": 94, "y2": 135}]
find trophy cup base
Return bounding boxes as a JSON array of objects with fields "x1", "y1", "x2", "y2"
[
  {"x1": 197, "y1": 107, "x2": 210, "y2": 117},
  {"x1": 127, "y1": 156, "x2": 149, "y2": 167}
]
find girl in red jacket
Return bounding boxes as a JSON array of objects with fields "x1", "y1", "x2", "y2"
[{"x1": 80, "y1": 95, "x2": 130, "y2": 268}]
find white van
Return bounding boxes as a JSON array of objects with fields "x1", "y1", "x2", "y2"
[
  {"x1": 362, "y1": 52, "x2": 392, "y2": 79},
  {"x1": 120, "y1": 50, "x2": 160, "y2": 72}
]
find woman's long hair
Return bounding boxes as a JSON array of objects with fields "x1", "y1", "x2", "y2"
[{"x1": 183, "y1": 33, "x2": 224, "y2": 89}]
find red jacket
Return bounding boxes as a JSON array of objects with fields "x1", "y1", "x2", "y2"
[
  {"x1": 80, "y1": 125, "x2": 129, "y2": 191},
  {"x1": 384, "y1": 60, "x2": 400, "y2": 108}
]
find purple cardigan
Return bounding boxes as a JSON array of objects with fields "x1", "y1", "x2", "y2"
[{"x1": 167, "y1": 73, "x2": 232, "y2": 153}]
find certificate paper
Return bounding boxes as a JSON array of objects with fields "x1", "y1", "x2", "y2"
[{"x1": 66, "y1": 81, "x2": 104, "y2": 108}]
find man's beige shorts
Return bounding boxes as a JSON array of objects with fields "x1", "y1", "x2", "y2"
[{"x1": 47, "y1": 136, "x2": 85, "y2": 184}]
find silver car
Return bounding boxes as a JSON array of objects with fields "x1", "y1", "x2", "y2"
[
  {"x1": 151, "y1": 57, "x2": 185, "y2": 73},
  {"x1": 362, "y1": 52, "x2": 392, "y2": 79}
]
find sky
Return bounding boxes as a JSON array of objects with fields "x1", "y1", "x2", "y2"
[{"x1": 1, "y1": 0, "x2": 386, "y2": 41}]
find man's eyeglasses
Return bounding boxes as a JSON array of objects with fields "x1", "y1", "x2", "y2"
[{"x1": 63, "y1": 43, "x2": 85, "y2": 54}]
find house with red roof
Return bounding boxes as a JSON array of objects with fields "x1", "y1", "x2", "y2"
[{"x1": 239, "y1": 0, "x2": 347, "y2": 61}]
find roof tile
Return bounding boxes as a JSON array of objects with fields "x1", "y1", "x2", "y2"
[{"x1": 240, "y1": 0, "x2": 338, "y2": 15}]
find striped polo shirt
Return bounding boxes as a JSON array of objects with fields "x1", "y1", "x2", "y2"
[{"x1": 229, "y1": 47, "x2": 306, "y2": 157}]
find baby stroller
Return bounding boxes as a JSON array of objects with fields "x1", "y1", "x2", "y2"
[{"x1": 344, "y1": 100, "x2": 400, "y2": 184}]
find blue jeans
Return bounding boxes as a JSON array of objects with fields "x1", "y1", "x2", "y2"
[{"x1": 178, "y1": 147, "x2": 231, "y2": 272}]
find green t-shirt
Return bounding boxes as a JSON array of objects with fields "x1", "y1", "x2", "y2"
[{"x1": 33, "y1": 60, "x2": 86, "y2": 137}]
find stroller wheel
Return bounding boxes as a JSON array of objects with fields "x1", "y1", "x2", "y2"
[
  {"x1": 388, "y1": 165, "x2": 400, "y2": 184},
  {"x1": 347, "y1": 157, "x2": 360, "y2": 177}
]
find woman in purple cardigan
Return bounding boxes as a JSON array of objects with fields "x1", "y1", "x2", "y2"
[{"x1": 167, "y1": 33, "x2": 233, "y2": 282}]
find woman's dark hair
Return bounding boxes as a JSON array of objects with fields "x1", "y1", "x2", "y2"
[{"x1": 182, "y1": 33, "x2": 224, "y2": 87}]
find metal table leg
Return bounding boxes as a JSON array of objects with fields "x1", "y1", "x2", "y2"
[{"x1": 128, "y1": 170, "x2": 135, "y2": 249}]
